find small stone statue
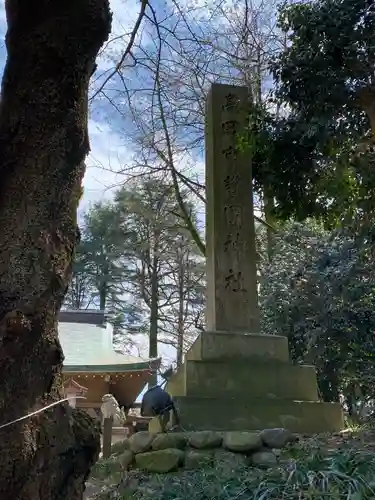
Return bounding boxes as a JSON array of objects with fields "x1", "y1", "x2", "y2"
[
  {"x1": 101, "y1": 394, "x2": 126, "y2": 425},
  {"x1": 101, "y1": 394, "x2": 118, "y2": 419}
]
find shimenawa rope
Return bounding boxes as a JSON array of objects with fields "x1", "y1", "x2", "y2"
[{"x1": 0, "y1": 396, "x2": 86, "y2": 430}]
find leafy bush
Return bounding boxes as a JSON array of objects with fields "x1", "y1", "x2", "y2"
[
  {"x1": 91, "y1": 456, "x2": 124, "y2": 481},
  {"x1": 259, "y1": 220, "x2": 375, "y2": 407}
]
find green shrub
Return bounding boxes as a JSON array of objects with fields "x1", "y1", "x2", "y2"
[
  {"x1": 91, "y1": 456, "x2": 123, "y2": 481},
  {"x1": 90, "y1": 446, "x2": 375, "y2": 499},
  {"x1": 130, "y1": 449, "x2": 375, "y2": 499}
]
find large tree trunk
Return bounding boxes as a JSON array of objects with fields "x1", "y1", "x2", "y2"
[{"x1": 0, "y1": 1, "x2": 111, "y2": 499}]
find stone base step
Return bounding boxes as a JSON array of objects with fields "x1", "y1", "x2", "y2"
[
  {"x1": 173, "y1": 396, "x2": 344, "y2": 434},
  {"x1": 186, "y1": 331, "x2": 290, "y2": 362},
  {"x1": 167, "y1": 359, "x2": 319, "y2": 401}
]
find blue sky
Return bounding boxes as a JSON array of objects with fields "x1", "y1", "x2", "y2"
[
  {"x1": 0, "y1": 1, "x2": 173, "y2": 215},
  {"x1": 0, "y1": 2, "x2": 128, "y2": 211},
  {"x1": 0, "y1": 1, "x2": 183, "y2": 368},
  {"x1": 0, "y1": 0, "x2": 271, "y2": 222},
  {"x1": 0, "y1": 0, "x2": 272, "y2": 369}
]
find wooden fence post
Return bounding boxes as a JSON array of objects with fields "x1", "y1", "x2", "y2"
[
  {"x1": 102, "y1": 416, "x2": 113, "y2": 459},
  {"x1": 101, "y1": 394, "x2": 119, "y2": 459}
]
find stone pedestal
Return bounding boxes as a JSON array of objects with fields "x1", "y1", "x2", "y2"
[
  {"x1": 166, "y1": 332, "x2": 343, "y2": 433},
  {"x1": 166, "y1": 84, "x2": 343, "y2": 434}
]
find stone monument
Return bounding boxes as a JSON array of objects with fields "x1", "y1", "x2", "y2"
[{"x1": 166, "y1": 84, "x2": 343, "y2": 433}]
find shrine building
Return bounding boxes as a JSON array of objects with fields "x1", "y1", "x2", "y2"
[{"x1": 59, "y1": 309, "x2": 160, "y2": 419}]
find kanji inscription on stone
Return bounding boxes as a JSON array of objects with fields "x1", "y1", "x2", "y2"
[
  {"x1": 224, "y1": 174, "x2": 240, "y2": 197},
  {"x1": 205, "y1": 84, "x2": 260, "y2": 333},
  {"x1": 222, "y1": 92, "x2": 240, "y2": 112},
  {"x1": 224, "y1": 204, "x2": 242, "y2": 227},
  {"x1": 224, "y1": 232, "x2": 241, "y2": 252},
  {"x1": 222, "y1": 146, "x2": 237, "y2": 160},
  {"x1": 224, "y1": 269, "x2": 247, "y2": 292},
  {"x1": 221, "y1": 120, "x2": 238, "y2": 135}
]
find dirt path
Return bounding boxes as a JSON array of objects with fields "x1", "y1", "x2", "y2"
[{"x1": 84, "y1": 434, "x2": 127, "y2": 498}]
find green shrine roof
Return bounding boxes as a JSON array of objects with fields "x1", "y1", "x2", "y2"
[{"x1": 59, "y1": 310, "x2": 160, "y2": 373}]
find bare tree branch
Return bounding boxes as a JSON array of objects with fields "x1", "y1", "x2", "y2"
[{"x1": 90, "y1": 0, "x2": 149, "y2": 101}]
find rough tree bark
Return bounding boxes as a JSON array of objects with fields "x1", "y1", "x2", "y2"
[{"x1": 0, "y1": 1, "x2": 111, "y2": 499}]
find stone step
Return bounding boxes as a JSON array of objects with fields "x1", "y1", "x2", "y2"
[
  {"x1": 167, "y1": 359, "x2": 319, "y2": 401},
  {"x1": 186, "y1": 331, "x2": 290, "y2": 362},
  {"x1": 173, "y1": 396, "x2": 344, "y2": 434}
]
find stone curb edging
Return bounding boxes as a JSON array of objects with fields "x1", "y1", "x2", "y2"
[{"x1": 109, "y1": 428, "x2": 298, "y2": 474}]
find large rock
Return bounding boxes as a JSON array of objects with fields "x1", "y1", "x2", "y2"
[
  {"x1": 111, "y1": 439, "x2": 130, "y2": 455},
  {"x1": 118, "y1": 449, "x2": 134, "y2": 470},
  {"x1": 260, "y1": 428, "x2": 296, "y2": 449},
  {"x1": 250, "y1": 450, "x2": 278, "y2": 468},
  {"x1": 129, "y1": 432, "x2": 155, "y2": 454},
  {"x1": 189, "y1": 431, "x2": 222, "y2": 449},
  {"x1": 152, "y1": 433, "x2": 187, "y2": 451},
  {"x1": 215, "y1": 449, "x2": 247, "y2": 468},
  {"x1": 135, "y1": 448, "x2": 185, "y2": 473},
  {"x1": 223, "y1": 431, "x2": 262, "y2": 453},
  {"x1": 184, "y1": 450, "x2": 214, "y2": 469}
]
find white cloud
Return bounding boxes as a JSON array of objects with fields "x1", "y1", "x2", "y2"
[
  {"x1": 80, "y1": 0, "x2": 152, "y2": 212},
  {"x1": 110, "y1": 0, "x2": 142, "y2": 37},
  {"x1": 0, "y1": 3, "x2": 5, "y2": 24},
  {"x1": 128, "y1": 334, "x2": 177, "y2": 367},
  {"x1": 79, "y1": 118, "x2": 129, "y2": 214},
  {"x1": 0, "y1": 0, "x2": 212, "y2": 380},
  {"x1": 82, "y1": 0, "x2": 215, "y2": 216}
]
